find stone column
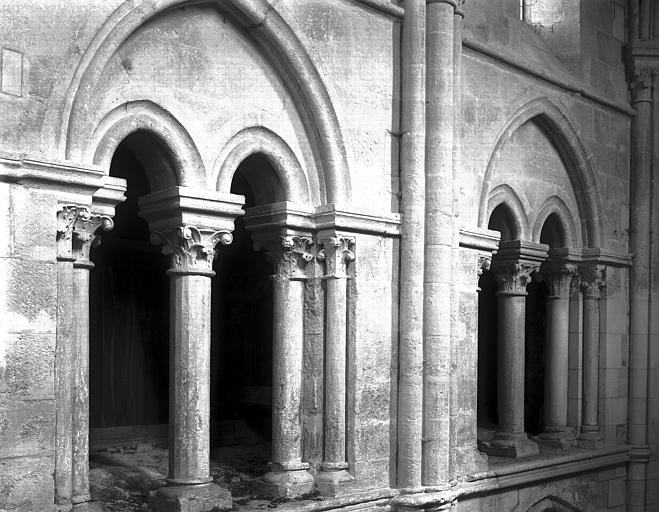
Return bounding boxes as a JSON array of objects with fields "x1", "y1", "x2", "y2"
[
  {"x1": 578, "y1": 264, "x2": 605, "y2": 448},
  {"x1": 423, "y1": 0, "x2": 456, "y2": 485},
  {"x1": 147, "y1": 226, "x2": 233, "y2": 511},
  {"x1": 539, "y1": 262, "x2": 577, "y2": 448},
  {"x1": 69, "y1": 208, "x2": 114, "y2": 511},
  {"x1": 54, "y1": 206, "x2": 80, "y2": 511},
  {"x1": 316, "y1": 236, "x2": 355, "y2": 496},
  {"x1": 256, "y1": 235, "x2": 315, "y2": 498},
  {"x1": 482, "y1": 241, "x2": 547, "y2": 458},
  {"x1": 397, "y1": 0, "x2": 426, "y2": 492}
]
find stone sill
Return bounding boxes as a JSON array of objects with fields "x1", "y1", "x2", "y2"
[{"x1": 392, "y1": 445, "x2": 629, "y2": 510}]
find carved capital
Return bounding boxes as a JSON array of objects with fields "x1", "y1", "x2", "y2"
[
  {"x1": 57, "y1": 205, "x2": 114, "y2": 266},
  {"x1": 317, "y1": 236, "x2": 355, "y2": 278},
  {"x1": 580, "y1": 264, "x2": 606, "y2": 300},
  {"x1": 56, "y1": 205, "x2": 79, "y2": 261},
  {"x1": 150, "y1": 225, "x2": 233, "y2": 275},
  {"x1": 631, "y1": 67, "x2": 654, "y2": 102},
  {"x1": 478, "y1": 255, "x2": 492, "y2": 276},
  {"x1": 263, "y1": 236, "x2": 314, "y2": 280},
  {"x1": 543, "y1": 264, "x2": 577, "y2": 299},
  {"x1": 491, "y1": 261, "x2": 538, "y2": 295}
]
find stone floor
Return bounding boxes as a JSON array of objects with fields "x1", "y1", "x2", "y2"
[{"x1": 89, "y1": 442, "x2": 321, "y2": 511}]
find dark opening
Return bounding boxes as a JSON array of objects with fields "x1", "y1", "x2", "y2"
[
  {"x1": 540, "y1": 213, "x2": 565, "y2": 248},
  {"x1": 488, "y1": 203, "x2": 518, "y2": 241},
  {"x1": 89, "y1": 133, "x2": 170, "y2": 436},
  {"x1": 524, "y1": 274, "x2": 547, "y2": 435},
  {"x1": 210, "y1": 159, "x2": 275, "y2": 455}
]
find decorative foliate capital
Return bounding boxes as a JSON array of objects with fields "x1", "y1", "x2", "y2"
[
  {"x1": 630, "y1": 67, "x2": 654, "y2": 102},
  {"x1": 57, "y1": 205, "x2": 114, "y2": 265},
  {"x1": 491, "y1": 261, "x2": 538, "y2": 295},
  {"x1": 478, "y1": 255, "x2": 491, "y2": 277},
  {"x1": 543, "y1": 264, "x2": 578, "y2": 299},
  {"x1": 264, "y1": 236, "x2": 314, "y2": 280},
  {"x1": 56, "y1": 205, "x2": 80, "y2": 261},
  {"x1": 150, "y1": 225, "x2": 233, "y2": 275},
  {"x1": 317, "y1": 236, "x2": 355, "y2": 278},
  {"x1": 580, "y1": 264, "x2": 606, "y2": 300}
]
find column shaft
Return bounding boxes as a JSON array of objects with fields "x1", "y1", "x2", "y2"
[
  {"x1": 581, "y1": 293, "x2": 600, "y2": 430},
  {"x1": 544, "y1": 296, "x2": 570, "y2": 430},
  {"x1": 168, "y1": 273, "x2": 213, "y2": 484},
  {"x1": 71, "y1": 265, "x2": 92, "y2": 503},
  {"x1": 397, "y1": 0, "x2": 426, "y2": 491},
  {"x1": 271, "y1": 276, "x2": 305, "y2": 466},
  {"x1": 496, "y1": 292, "x2": 526, "y2": 434},
  {"x1": 323, "y1": 276, "x2": 347, "y2": 464},
  {"x1": 55, "y1": 258, "x2": 74, "y2": 506},
  {"x1": 423, "y1": 0, "x2": 455, "y2": 486}
]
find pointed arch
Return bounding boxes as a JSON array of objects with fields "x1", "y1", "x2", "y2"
[
  {"x1": 478, "y1": 97, "x2": 602, "y2": 247},
  {"x1": 88, "y1": 100, "x2": 206, "y2": 190},
  {"x1": 532, "y1": 195, "x2": 580, "y2": 247},
  {"x1": 214, "y1": 126, "x2": 316, "y2": 204},
  {"x1": 526, "y1": 496, "x2": 582, "y2": 512},
  {"x1": 56, "y1": 0, "x2": 350, "y2": 203},
  {"x1": 486, "y1": 183, "x2": 530, "y2": 240}
]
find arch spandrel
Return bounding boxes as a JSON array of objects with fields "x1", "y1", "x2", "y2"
[
  {"x1": 478, "y1": 97, "x2": 602, "y2": 248},
  {"x1": 57, "y1": 0, "x2": 350, "y2": 205}
]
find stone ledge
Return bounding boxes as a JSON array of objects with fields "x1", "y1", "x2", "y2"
[{"x1": 392, "y1": 446, "x2": 629, "y2": 509}]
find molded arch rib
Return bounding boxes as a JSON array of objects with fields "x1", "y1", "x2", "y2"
[
  {"x1": 59, "y1": 0, "x2": 350, "y2": 204},
  {"x1": 478, "y1": 97, "x2": 602, "y2": 247},
  {"x1": 88, "y1": 101, "x2": 206, "y2": 191}
]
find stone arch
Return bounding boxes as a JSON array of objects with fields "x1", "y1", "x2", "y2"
[
  {"x1": 88, "y1": 100, "x2": 206, "y2": 190},
  {"x1": 532, "y1": 196, "x2": 580, "y2": 247},
  {"x1": 57, "y1": 0, "x2": 350, "y2": 203},
  {"x1": 526, "y1": 496, "x2": 582, "y2": 512},
  {"x1": 478, "y1": 97, "x2": 602, "y2": 247},
  {"x1": 214, "y1": 127, "x2": 315, "y2": 204},
  {"x1": 486, "y1": 184, "x2": 529, "y2": 240}
]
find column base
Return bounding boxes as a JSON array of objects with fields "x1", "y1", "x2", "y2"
[
  {"x1": 55, "y1": 499, "x2": 73, "y2": 512},
  {"x1": 538, "y1": 427, "x2": 576, "y2": 449},
  {"x1": 577, "y1": 427, "x2": 604, "y2": 449},
  {"x1": 71, "y1": 501, "x2": 103, "y2": 512},
  {"x1": 481, "y1": 432, "x2": 539, "y2": 458},
  {"x1": 254, "y1": 463, "x2": 315, "y2": 498},
  {"x1": 315, "y1": 462, "x2": 355, "y2": 497},
  {"x1": 148, "y1": 483, "x2": 232, "y2": 512}
]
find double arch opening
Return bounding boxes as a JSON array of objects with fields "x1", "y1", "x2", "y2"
[
  {"x1": 476, "y1": 99, "x2": 603, "y2": 457},
  {"x1": 87, "y1": 116, "x2": 324, "y2": 505}
]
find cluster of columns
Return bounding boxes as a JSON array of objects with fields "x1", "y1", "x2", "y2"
[
  {"x1": 481, "y1": 241, "x2": 607, "y2": 458},
  {"x1": 397, "y1": 0, "x2": 467, "y2": 491},
  {"x1": 56, "y1": 187, "x2": 358, "y2": 511}
]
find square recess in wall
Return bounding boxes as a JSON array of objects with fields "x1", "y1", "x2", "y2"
[{"x1": 1, "y1": 48, "x2": 23, "y2": 97}]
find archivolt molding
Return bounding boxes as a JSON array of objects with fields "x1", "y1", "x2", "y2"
[
  {"x1": 55, "y1": 0, "x2": 350, "y2": 203},
  {"x1": 478, "y1": 97, "x2": 603, "y2": 247},
  {"x1": 526, "y1": 496, "x2": 582, "y2": 512},
  {"x1": 88, "y1": 100, "x2": 206, "y2": 190},
  {"x1": 532, "y1": 195, "x2": 581, "y2": 248},
  {"x1": 486, "y1": 183, "x2": 530, "y2": 240},
  {"x1": 214, "y1": 126, "x2": 316, "y2": 205}
]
